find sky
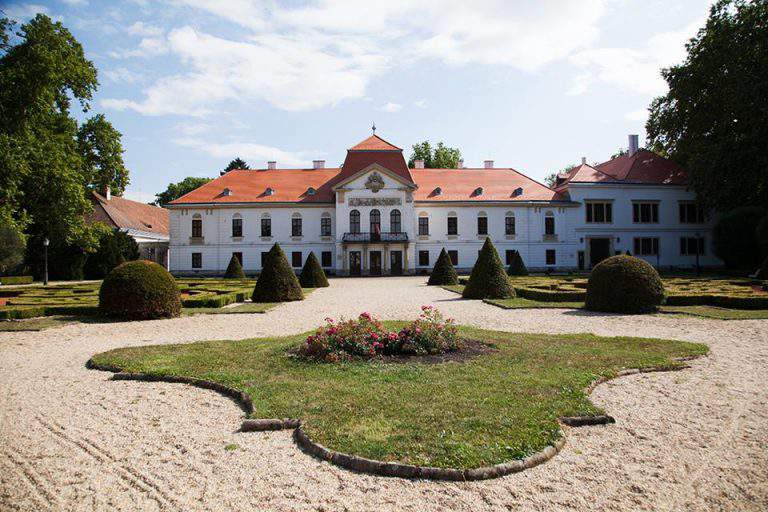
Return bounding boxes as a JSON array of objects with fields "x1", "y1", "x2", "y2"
[{"x1": 2, "y1": 0, "x2": 713, "y2": 203}]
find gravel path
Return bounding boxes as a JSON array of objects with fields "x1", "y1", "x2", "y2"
[{"x1": 1, "y1": 277, "x2": 766, "y2": 511}]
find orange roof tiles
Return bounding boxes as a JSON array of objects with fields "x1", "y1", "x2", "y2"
[
  {"x1": 561, "y1": 150, "x2": 688, "y2": 187},
  {"x1": 89, "y1": 191, "x2": 170, "y2": 235},
  {"x1": 411, "y1": 168, "x2": 566, "y2": 202},
  {"x1": 348, "y1": 134, "x2": 402, "y2": 151}
]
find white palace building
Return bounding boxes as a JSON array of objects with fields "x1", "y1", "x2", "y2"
[{"x1": 167, "y1": 133, "x2": 721, "y2": 276}]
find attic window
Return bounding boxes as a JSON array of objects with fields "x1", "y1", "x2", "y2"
[
  {"x1": 512, "y1": 187, "x2": 523, "y2": 197},
  {"x1": 473, "y1": 187, "x2": 484, "y2": 197},
  {"x1": 432, "y1": 187, "x2": 442, "y2": 196},
  {"x1": 265, "y1": 187, "x2": 275, "y2": 196},
  {"x1": 222, "y1": 187, "x2": 232, "y2": 196},
  {"x1": 306, "y1": 187, "x2": 316, "y2": 196}
]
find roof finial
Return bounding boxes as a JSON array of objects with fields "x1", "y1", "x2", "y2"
[{"x1": 371, "y1": 122, "x2": 376, "y2": 135}]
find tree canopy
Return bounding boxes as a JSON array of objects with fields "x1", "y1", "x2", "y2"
[
  {"x1": 222, "y1": 157, "x2": 249, "y2": 174},
  {"x1": 646, "y1": 0, "x2": 768, "y2": 212},
  {"x1": 154, "y1": 176, "x2": 212, "y2": 206},
  {"x1": 78, "y1": 113, "x2": 130, "y2": 195},
  {"x1": 408, "y1": 141, "x2": 462, "y2": 169}
]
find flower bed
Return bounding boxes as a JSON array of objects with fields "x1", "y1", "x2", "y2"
[{"x1": 298, "y1": 306, "x2": 461, "y2": 362}]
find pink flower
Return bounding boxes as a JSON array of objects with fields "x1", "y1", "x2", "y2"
[
  {"x1": 421, "y1": 305, "x2": 433, "y2": 311},
  {"x1": 306, "y1": 335, "x2": 315, "y2": 343},
  {"x1": 371, "y1": 333, "x2": 379, "y2": 340},
  {"x1": 360, "y1": 312, "x2": 372, "y2": 320},
  {"x1": 324, "y1": 317, "x2": 335, "y2": 324},
  {"x1": 388, "y1": 332, "x2": 398, "y2": 341}
]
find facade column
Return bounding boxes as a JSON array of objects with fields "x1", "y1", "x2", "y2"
[
  {"x1": 384, "y1": 246, "x2": 389, "y2": 274},
  {"x1": 403, "y1": 244, "x2": 409, "y2": 272},
  {"x1": 363, "y1": 246, "x2": 369, "y2": 275}
]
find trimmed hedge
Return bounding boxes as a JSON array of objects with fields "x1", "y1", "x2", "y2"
[
  {"x1": 252, "y1": 244, "x2": 303, "y2": 303},
  {"x1": 666, "y1": 294, "x2": 768, "y2": 310},
  {"x1": 515, "y1": 287, "x2": 586, "y2": 302},
  {"x1": 99, "y1": 260, "x2": 181, "y2": 320},
  {"x1": 299, "y1": 252, "x2": 329, "y2": 288},
  {"x1": 585, "y1": 255, "x2": 665, "y2": 314},
  {"x1": 506, "y1": 250, "x2": 528, "y2": 276},
  {"x1": 428, "y1": 249, "x2": 459, "y2": 286},
  {"x1": 463, "y1": 238, "x2": 514, "y2": 299},
  {"x1": 0, "y1": 276, "x2": 33, "y2": 285},
  {"x1": 224, "y1": 254, "x2": 246, "y2": 279},
  {"x1": 182, "y1": 290, "x2": 249, "y2": 308}
]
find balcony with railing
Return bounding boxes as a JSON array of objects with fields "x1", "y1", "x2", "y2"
[{"x1": 342, "y1": 232, "x2": 409, "y2": 244}]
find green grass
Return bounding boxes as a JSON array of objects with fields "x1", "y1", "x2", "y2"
[
  {"x1": 91, "y1": 324, "x2": 706, "y2": 470},
  {"x1": 659, "y1": 305, "x2": 768, "y2": 320},
  {"x1": 485, "y1": 297, "x2": 585, "y2": 309},
  {"x1": 0, "y1": 316, "x2": 80, "y2": 331}
]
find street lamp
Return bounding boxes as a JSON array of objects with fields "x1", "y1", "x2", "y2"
[
  {"x1": 43, "y1": 238, "x2": 49, "y2": 286},
  {"x1": 695, "y1": 232, "x2": 701, "y2": 276}
]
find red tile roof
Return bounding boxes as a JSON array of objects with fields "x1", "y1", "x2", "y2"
[
  {"x1": 89, "y1": 191, "x2": 169, "y2": 235},
  {"x1": 412, "y1": 168, "x2": 566, "y2": 202},
  {"x1": 559, "y1": 150, "x2": 688, "y2": 188},
  {"x1": 349, "y1": 134, "x2": 402, "y2": 151}
]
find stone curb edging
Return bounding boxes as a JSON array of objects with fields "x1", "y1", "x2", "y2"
[{"x1": 85, "y1": 355, "x2": 699, "y2": 481}]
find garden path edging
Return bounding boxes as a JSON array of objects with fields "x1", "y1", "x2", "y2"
[{"x1": 85, "y1": 355, "x2": 699, "y2": 481}]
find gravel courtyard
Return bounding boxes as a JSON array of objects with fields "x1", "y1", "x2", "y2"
[{"x1": 1, "y1": 277, "x2": 766, "y2": 511}]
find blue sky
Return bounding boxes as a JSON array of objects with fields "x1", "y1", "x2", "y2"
[{"x1": 3, "y1": 0, "x2": 712, "y2": 203}]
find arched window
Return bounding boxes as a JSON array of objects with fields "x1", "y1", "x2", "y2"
[
  {"x1": 349, "y1": 209, "x2": 361, "y2": 234},
  {"x1": 231, "y1": 213, "x2": 242, "y2": 237},
  {"x1": 390, "y1": 209, "x2": 401, "y2": 233},
  {"x1": 544, "y1": 211, "x2": 555, "y2": 235},
  {"x1": 477, "y1": 211, "x2": 488, "y2": 235},
  {"x1": 191, "y1": 213, "x2": 202, "y2": 238},
  {"x1": 370, "y1": 209, "x2": 381, "y2": 235},
  {"x1": 505, "y1": 211, "x2": 515, "y2": 236}
]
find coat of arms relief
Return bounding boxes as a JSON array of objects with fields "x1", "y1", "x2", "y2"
[{"x1": 364, "y1": 172, "x2": 385, "y2": 193}]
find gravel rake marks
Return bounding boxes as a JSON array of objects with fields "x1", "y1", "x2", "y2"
[{"x1": 2, "y1": 447, "x2": 60, "y2": 509}]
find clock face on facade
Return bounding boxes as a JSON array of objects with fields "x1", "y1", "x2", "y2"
[{"x1": 364, "y1": 172, "x2": 385, "y2": 193}]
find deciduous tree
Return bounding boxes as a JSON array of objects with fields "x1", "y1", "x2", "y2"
[{"x1": 154, "y1": 177, "x2": 212, "y2": 206}]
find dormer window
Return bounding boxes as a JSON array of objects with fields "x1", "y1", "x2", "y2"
[
  {"x1": 512, "y1": 187, "x2": 523, "y2": 197},
  {"x1": 264, "y1": 187, "x2": 274, "y2": 196},
  {"x1": 222, "y1": 187, "x2": 232, "y2": 196},
  {"x1": 473, "y1": 187, "x2": 483, "y2": 197},
  {"x1": 306, "y1": 187, "x2": 316, "y2": 196},
  {"x1": 432, "y1": 187, "x2": 442, "y2": 196}
]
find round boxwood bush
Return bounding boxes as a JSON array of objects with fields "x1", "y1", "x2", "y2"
[
  {"x1": 506, "y1": 249, "x2": 528, "y2": 276},
  {"x1": 252, "y1": 243, "x2": 303, "y2": 302},
  {"x1": 99, "y1": 260, "x2": 181, "y2": 320},
  {"x1": 585, "y1": 255, "x2": 665, "y2": 314},
  {"x1": 463, "y1": 238, "x2": 514, "y2": 299},
  {"x1": 299, "y1": 251, "x2": 329, "y2": 288},
  {"x1": 224, "y1": 254, "x2": 246, "y2": 278},
  {"x1": 427, "y1": 248, "x2": 458, "y2": 286}
]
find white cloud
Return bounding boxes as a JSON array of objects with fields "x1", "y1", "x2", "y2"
[
  {"x1": 62, "y1": 0, "x2": 89, "y2": 5},
  {"x1": 625, "y1": 109, "x2": 648, "y2": 122},
  {"x1": 103, "y1": 67, "x2": 141, "y2": 83},
  {"x1": 379, "y1": 102, "x2": 402, "y2": 113},
  {"x1": 5, "y1": 4, "x2": 49, "y2": 19},
  {"x1": 172, "y1": 137, "x2": 310, "y2": 167},
  {"x1": 127, "y1": 21, "x2": 163, "y2": 37},
  {"x1": 414, "y1": 99, "x2": 427, "y2": 108},
  {"x1": 122, "y1": 189, "x2": 156, "y2": 204},
  {"x1": 173, "y1": 122, "x2": 212, "y2": 136},
  {"x1": 568, "y1": 18, "x2": 704, "y2": 96},
  {"x1": 170, "y1": 0, "x2": 268, "y2": 30},
  {"x1": 109, "y1": 37, "x2": 169, "y2": 59}
]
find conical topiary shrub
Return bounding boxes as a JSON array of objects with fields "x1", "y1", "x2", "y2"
[
  {"x1": 299, "y1": 251, "x2": 329, "y2": 288},
  {"x1": 427, "y1": 248, "x2": 458, "y2": 285},
  {"x1": 252, "y1": 244, "x2": 303, "y2": 302},
  {"x1": 463, "y1": 238, "x2": 514, "y2": 299},
  {"x1": 506, "y1": 249, "x2": 528, "y2": 276},
  {"x1": 224, "y1": 254, "x2": 246, "y2": 278}
]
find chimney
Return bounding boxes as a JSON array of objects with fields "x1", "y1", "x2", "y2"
[
  {"x1": 267, "y1": 161, "x2": 277, "y2": 170},
  {"x1": 628, "y1": 134, "x2": 639, "y2": 156},
  {"x1": 312, "y1": 160, "x2": 325, "y2": 169},
  {"x1": 581, "y1": 157, "x2": 587, "y2": 165},
  {"x1": 414, "y1": 159, "x2": 425, "y2": 169},
  {"x1": 105, "y1": 186, "x2": 111, "y2": 200},
  {"x1": 457, "y1": 159, "x2": 464, "y2": 169},
  {"x1": 484, "y1": 160, "x2": 494, "y2": 169}
]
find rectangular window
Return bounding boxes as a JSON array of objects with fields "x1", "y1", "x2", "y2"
[
  {"x1": 586, "y1": 202, "x2": 613, "y2": 223},
  {"x1": 321, "y1": 251, "x2": 332, "y2": 267},
  {"x1": 679, "y1": 203, "x2": 705, "y2": 223},
  {"x1": 633, "y1": 237, "x2": 660, "y2": 256},
  {"x1": 231, "y1": 218, "x2": 242, "y2": 237},
  {"x1": 505, "y1": 216, "x2": 515, "y2": 235},
  {"x1": 680, "y1": 237, "x2": 705, "y2": 255},
  {"x1": 448, "y1": 250, "x2": 458, "y2": 266},
  {"x1": 419, "y1": 250, "x2": 429, "y2": 266},
  {"x1": 261, "y1": 218, "x2": 271, "y2": 237},
  {"x1": 191, "y1": 252, "x2": 202, "y2": 269},
  {"x1": 260, "y1": 251, "x2": 270, "y2": 267},
  {"x1": 546, "y1": 249, "x2": 556, "y2": 265},
  {"x1": 292, "y1": 218, "x2": 302, "y2": 237},
  {"x1": 544, "y1": 216, "x2": 555, "y2": 235},
  {"x1": 447, "y1": 216, "x2": 458, "y2": 235},
  {"x1": 321, "y1": 217, "x2": 332, "y2": 236},
  {"x1": 633, "y1": 202, "x2": 659, "y2": 223},
  {"x1": 477, "y1": 216, "x2": 488, "y2": 235},
  {"x1": 418, "y1": 217, "x2": 429, "y2": 236},
  {"x1": 505, "y1": 250, "x2": 514, "y2": 265},
  {"x1": 191, "y1": 219, "x2": 202, "y2": 238},
  {"x1": 232, "y1": 252, "x2": 242, "y2": 264},
  {"x1": 292, "y1": 251, "x2": 302, "y2": 268}
]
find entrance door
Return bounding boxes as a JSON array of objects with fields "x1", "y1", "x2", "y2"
[
  {"x1": 350, "y1": 251, "x2": 362, "y2": 276},
  {"x1": 370, "y1": 251, "x2": 382, "y2": 275},
  {"x1": 390, "y1": 251, "x2": 403, "y2": 275},
  {"x1": 589, "y1": 238, "x2": 611, "y2": 268}
]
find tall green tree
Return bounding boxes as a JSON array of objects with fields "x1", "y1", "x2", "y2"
[
  {"x1": 408, "y1": 141, "x2": 462, "y2": 168},
  {"x1": 646, "y1": 0, "x2": 768, "y2": 212},
  {"x1": 78, "y1": 113, "x2": 130, "y2": 195},
  {"x1": 154, "y1": 176, "x2": 213, "y2": 206},
  {"x1": 222, "y1": 157, "x2": 249, "y2": 174}
]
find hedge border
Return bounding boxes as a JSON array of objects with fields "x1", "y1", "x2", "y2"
[
  {"x1": 85, "y1": 354, "x2": 699, "y2": 481},
  {"x1": 0, "y1": 276, "x2": 33, "y2": 285}
]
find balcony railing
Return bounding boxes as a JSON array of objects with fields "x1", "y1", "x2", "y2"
[{"x1": 342, "y1": 232, "x2": 409, "y2": 243}]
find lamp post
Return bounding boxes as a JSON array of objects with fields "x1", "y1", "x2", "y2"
[
  {"x1": 695, "y1": 232, "x2": 701, "y2": 276},
  {"x1": 43, "y1": 238, "x2": 49, "y2": 286}
]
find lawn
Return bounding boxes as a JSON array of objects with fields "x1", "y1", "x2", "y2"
[
  {"x1": 90, "y1": 324, "x2": 706, "y2": 470},
  {"x1": 0, "y1": 316, "x2": 80, "y2": 331},
  {"x1": 659, "y1": 305, "x2": 768, "y2": 320}
]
